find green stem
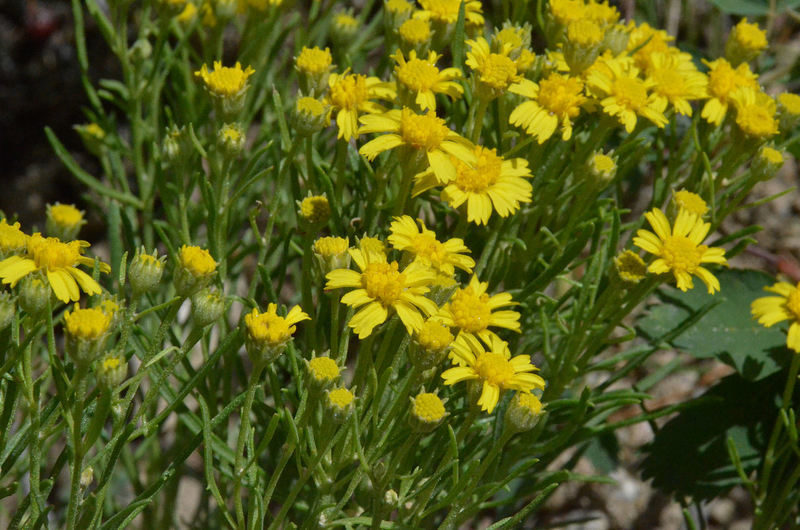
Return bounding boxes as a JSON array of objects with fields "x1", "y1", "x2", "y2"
[
  {"x1": 234, "y1": 361, "x2": 267, "y2": 529},
  {"x1": 65, "y1": 363, "x2": 90, "y2": 530}
]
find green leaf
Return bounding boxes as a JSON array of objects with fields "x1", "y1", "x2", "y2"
[
  {"x1": 641, "y1": 370, "x2": 799, "y2": 500},
  {"x1": 637, "y1": 269, "x2": 787, "y2": 380},
  {"x1": 708, "y1": 0, "x2": 800, "y2": 15}
]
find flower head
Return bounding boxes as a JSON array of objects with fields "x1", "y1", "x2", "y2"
[
  {"x1": 465, "y1": 37, "x2": 522, "y2": 99},
  {"x1": 392, "y1": 49, "x2": 463, "y2": 111},
  {"x1": 298, "y1": 194, "x2": 331, "y2": 226},
  {"x1": 614, "y1": 250, "x2": 647, "y2": 284},
  {"x1": 752, "y1": 145, "x2": 785, "y2": 181},
  {"x1": 399, "y1": 18, "x2": 431, "y2": 48},
  {"x1": 46, "y1": 203, "x2": 86, "y2": 241},
  {"x1": 409, "y1": 391, "x2": 447, "y2": 431},
  {"x1": 0, "y1": 219, "x2": 28, "y2": 258},
  {"x1": 752, "y1": 281, "x2": 800, "y2": 352},
  {"x1": 730, "y1": 87, "x2": 779, "y2": 139},
  {"x1": 306, "y1": 355, "x2": 341, "y2": 389},
  {"x1": 417, "y1": 0, "x2": 483, "y2": 27},
  {"x1": 0, "y1": 233, "x2": 109, "y2": 303},
  {"x1": 195, "y1": 61, "x2": 254, "y2": 98},
  {"x1": 313, "y1": 236, "x2": 350, "y2": 273},
  {"x1": 442, "y1": 334, "x2": 545, "y2": 413},
  {"x1": 673, "y1": 190, "x2": 708, "y2": 217},
  {"x1": 504, "y1": 391, "x2": 544, "y2": 432},
  {"x1": 64, "y1": 304, "x2": 113, "y2": 364},
  {"x1": 175, "y1": 245, "x2": 216, "y2": 295},
  {"x1": 646, "y1": 52, "x2": 708, "y2": 117},
  {"x1": 509, "y1": 74, "x2": 587, "y2": 143},
  {"x1": 388, "y1": 216, "x2": 474, "y2": 279},
  {"x1": 411, "y1": 318, "x2": 454, "y2": 369},
  {"x1": 245, "y1": 303, "x2": 310, "y2": 362},
  {"x1": 326, "y1": 387, "x2": 355, "y2": 422},
  {"x1": 326, "y1": 72, "x2": 396, "y2": 140},
  {"x1": 325, "y1": 247, "x2": 439, "y2": 338},
  {"x1": 701, "y1": 58, "x2": 758, "y2": 126},
  {"x1": 726, "y1": 18, "x2": 767, "y2": 65},
  {"x1": 633, "y1": 208, "x2": 727, "y2": 293},
  {"x1": 437, "y1": 275, "x2": 520, "y2": 343}
]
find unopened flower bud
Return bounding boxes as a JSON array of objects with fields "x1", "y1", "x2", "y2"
[
  {"x1": 0, "y1": 292, "x2": 15, "y2": 331},
  {"x1": 298, "y1": 194, "x2": 331, "y2": 227},
  {"x1": 96, "y1": 353, "x2": 127, "y2": 390},
  {"x1": 325, "y1": 387, "x2": 355, "y2": 424},
  {"x1": 602, "y1": 23, "x2": 629, "y2": 56},
  {"x1": 191, "y1": 288, "x2": 226, "y2": 327},
  {"x1": 217, "y1": 123, "x2": 245, "y2": 157},
  {"x1": 64, "y1": 305, "x2": 113, "y2": 365},
  {"x1": 332, "y1": 12, "x2": 359, "y2": 46},
  {"x1": 614, "y1": 250, "x2": 647, "y2": 284},
  {"x1": 313, "y1": 236, "x2": 350, "y2": 274},
  {"x1": 74, "y1": 123, "x2": 106, "y2": 157},
  {"x1": 409, "y1": 392, "x2": 446, "y2": 432},
  {"x1": 45, "y1": 203, "x2": 86, "y2": 241},
  {"x1": 777, "y1": 93, "x2": 800, "y2": 132},
  {"x1": 306, "y1": 354, "x2": 341, "y2": 392},
  {"x1": 752, "y1": 146, "x2": 785, "y2": 181},
  {"x1": 563, "y1": 19, "x2": 604, "y2": 73},
  {"x1": 504, "y1": 392, "x2": 543, "y2": 432},
  {"x1": 195, "y1": 61, "x2": 255, "y2": 120},
  {"x1": 725, "y1": 18, "x2": 767, "y2": 66},
  {"x1": 18, "y1": 275, "x2": 50, "y2": 315},
  {"x1": 244, "y1": 304, "x2": 310, "y2": 364},
  {"x1": 128, "y1": 248, "x2": 165, "y2": 294},
  {"x1": 128, "y1": 38, "x2": 152, "y2": 63},
  {"x1": 292, "y1": 97, "x2": 330, "y2": 136},
  {"x1": 174, "y1": 245, "x2": 216, "y2": 296},
  {"x1": 398, "y1": 18, "x2": 431, "y2": 53},
  {"x1": 295, "y1": 47, "x2": 333, "y2": 96},
  {"x1": 384, "y1": 0, "x2": 413, "y2": 30},
  {"x1": 410, "y1": 319, "x2": 453, "y2": 370},
  {"x1": 673, "y1": 189, "x2": 708, "y2": 217},
  {"x1": 586, "y1": 151, "x2": 617, "y2": 186},
  {"x1": 80, "y1": 466, "x2": 94, "y2": 490}
]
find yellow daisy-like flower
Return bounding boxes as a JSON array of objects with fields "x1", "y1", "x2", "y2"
[
  {"x1": 509, "y1": 73, "x2": 587, "y2": 143},
  {"x1": 730, "y1": 87, "x2": 779, "y2": 139},
  {"x1": 388, "y1": 215, "x2": 475, "y2": 278},
  {"x1": 673, "y1": 190, "x2": 708, "y2": 217},
  {"x1": 726, "y1": 18, "x2": 768, "y2": 65},
  {"x1": 392, "y1": 49, "x2": 463, "y2": 111},
  {"x1": 398, "y1": 18, "x2": 431, "y2": 47},
  {"x1": 442, "y1": 334, "x2": 545, "y2": 413},
  {"x1": 415, "y1": 145, "x2": 532, "y2": 225},
  {"x1": 64, "y1": 305, "x2": 112, "y2": 341},
  {"x1": 0, "y1": 219, "x2": 28, "y2": 258},
  {"x1": 548, "y1": 0, "x2": 587, "y2": 26},
  {"x1": 646, "y1": 52, "x2": 708, "y2": 117},
  {"x1": 325, "y1": 247, "x2": 439, "y2": 338},
  {"x1": 437, "y1": 275, "x2": 520, "y2": 343},
  {"x1": 751, "y1": 281, "x2": 800, "y2": 353},
  {"x1": 0, "y1": 233, "x2": 110, "y2": 303},
  {"x1": 245, "y1": 303, "x2": 310, "y2": 348},
  {"x1": 586, "y1": 57, "x2": 668, "y2": 133},
  {"x1": 194, "y1": 61, "x2": 255, "y2": 98},
  {"x1": 465, "y1": 38, "x2": 522, "y2": 98},
  {"x1": 296, "y1": 46, "x2": 333, "y2": 76},
  {"x1": 614, "y1": 250, "x2": 647, "y2": 284},
  {"x1": 626, "y1": 21, "x2": 674, "y2": 73},
  {"x1": 700, "y1": 58, "x2": 758, "y2": 126},
  {"x1": 326, "y1": 71, "x2": 396, "y2": 141},
  {"x1": 358, "y1": 107, "x2": 475, "y2": 183},
  {"x1": 633, "y1": 208, "x2": 727, "y2": 294},
  {"x1": 417, "y1": 0, "x2": 483, "y2": 28}
]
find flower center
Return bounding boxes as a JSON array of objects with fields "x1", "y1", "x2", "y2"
[
  {"x1": 361, "y1": 261, "x2": 405, "y2": 306},
  {"x1": 397, "y1": 59, "x2": 440, "y2": 92},
  {"x1": 411, "y1": 233, "x2": 446, "y2": 266},
  {"x1": 650, "y1": 69, "x2": 686, "y2": 99},
  {"x1": 708, "y1": 65, "x2": 745, "y2": 101},
  {"x1": 786, "y1": 288, "x2": 800, "y2": 320},
  {"x1": 538, "y1": 75, "x2": 585, "y2": 118},
  {"x1": 474, "y1": 352, "x2": 515, "y2": 386},
  {"x1": 65, "y1": 308, "x2": 111, "y2": 340},
  {"x1": 660, "y1": 236, "x2": 705, "y2": 274},
  {"x1": 296, "y1": 47, "x2": 332, "y2": 75},
  {"x1": 419, "y1": 0, "x2": 460, "y2": 21},
  {"x1": 449, "y1": 288, "x2": 492, "y2": 332},
  {"x1": 249, "y1": 313, "x2": 291, "y2": 345},
  {"x1": 611, "y1": 76, "x2": 649, "y2": 111},
  {"x1": 308, "y1": 357, "x2": 340, "y2": 382},
  {"x1": 328, "y1": 387, "x2": 354, "y2": 409},
  {"x1": 454, "y1": 147, "x2": 502, "y2": 192},
  {"x1": 399, "y1": 110, "x2": 448, "y2": 150},
  {"x1": 28, "y1": 235, "x2": 81, "y2": 270},
  {"x1": 737, "y1": 104, "x2": 777, "y2": 137},
  {"x1": 330, "y1": 74, "x2": 368, "y2": 110},
  {"x1": 412, "y1": 393, "x2": 446, "y2": 422},
  {"x1": 479, "y1": 54, "x2": 517, "y2": 90}
]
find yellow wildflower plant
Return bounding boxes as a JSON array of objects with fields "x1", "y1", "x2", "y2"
[
  {"x1": 387, "y1": 215, "x2": 475, "y2": 279},
  {"x1": 436, "y1": 275, "x2": 521, "y2": 343},
  {"x1": 751, "y1": 282, "x2": 800, "y2": 352},
  {"x1": 325, "y1": 247, "x2": 439, "y2": 338},
  {"x1": 509, "y1": 74, "x2": 587, "y2": 143},
  {"x1": 626, "y1": 21, "x2": 674, "y2": 72},
  {"x1": 326, "y1": 71, "x2": 396, "y2": 141},
  {"x1": 416, "y1": 0, "x2": 483, "y2": 28},
  {"x1": 392, "y1": 49, "x2": 463, "y2": 111},
  {"x1": 0, "y1": 219, "x2": 28, "y2": 258},
  {"x1": 586, "y1": 57, "x2": 668, "y2": 133},
  {"x1": 442, "y1": 334, "x2": 545, "y2": 413},
  {"x1": 730, "y1": 87, "x2": 779, "y2": 139},
  {"x1": 358, "y1": 107, "x2": 475, "y2": 183},
  {"x1": 245, "y1": 303, "x2": 310, "y2": 362},
  {"x1": 195, "y1": 61, "x2": 255, "y2": 98},
  {"x1": 465, "y1": 37, "x2": 522, "y2": 99},
  {"x1": 414, "y1": 145, "x2": 533, "y2": 226},
  {"x1": 409, "y1": 391, "x2": 447, "y2": 431},
  {"x1": 0, "y1": 233, "x2": 109, "y2": 303},
  {"x1": 646, "y1": 52, "x2": 708, "y2": 117},
  {"x1": 701, "y1": 58, "x2": 759, "y2": 126},
  {"x1": 633, "y1": 208, "x2": 727, "y2": 294},
  {"x1": 673, "y1": 190, "x2": 709, "y2": 217},
  {"x1": 725, "y1": 18, "x2": 768, "y2": 65}
]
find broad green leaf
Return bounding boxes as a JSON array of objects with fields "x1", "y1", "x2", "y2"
[{"x1": 637, "y1": 269, "x2": 788, "y2": 380}]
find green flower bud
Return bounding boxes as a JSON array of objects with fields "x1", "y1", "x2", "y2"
[
  {"x1": 174, "y1": 245, "x2": 217, "y2": 297},
  {"x1": 325, "y1": 387, "x2": 355, "y2": 424},
  {"x1": 191, "y1": 288, "x2": 226, "y2": 327},
  {"x1": 292, "y1": 97, "x2": 330, "y2": 137},
  {"x1": 45, "y1": 203, "x2": 86, "y2": 241},
  {"x1": 313, "y1": 236, "x2": 350, "y2": 275},
  {"x1": 504, "y1": 392, "x2": 543, "y2": 433},
  {"x1": 217, "y1": 123, "x2": 246, "y2": 157},
  {"x1": 64, "y1": 305, "x2": 113, "y2": 365},
  {"x1": 96, "y1": 353, "x2": 127, "y2": 390},
  {"x1": 18, "y1": 275, "x2": 51, "y2": 315},
  {"x1": 74, "y1": 123, "x2": 106, "y2": 157},
  {"x1": 752, "y1": 146, "x2": 785, "y2": 182},
  {"x1": 410, "y1": 319, "x2": 453, "y2": 371},
  {"x1": 128, "y1": 247, "x2": 165, "y2": 295}
]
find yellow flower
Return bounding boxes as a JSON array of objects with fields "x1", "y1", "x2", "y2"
[
  {"x1": 778, "y1": 92, "x2": 800, "y2": 130},
  {"x1": 0, "y1": 219, "x2": 28, "y2": 258},
  {"x1": 673, "y1": 190, "x2": 708, "y2": 217},
  {"x1": 175, "y1": 245, "x2": 216, "y2": 295},
  {"x1": 398, "y1": 18, "x2": 431, "y2": 47},
  {"x1": 701, "y1": 58, "x2": 758, "y2": 126},
  {"x1": 177, "y1": 2, "x2": 197, "y2": 23},
  {"x1": 587, "y1": 151, "x2": 617, "y2": 184},
  {"x1": 306, "y1": 355, "x2": 341, "y2": 389},
  {"x1": 245, "y1": 303, "x2": 310, "y2": 362},
  {"x1": 359, "y1": 236, "x2": 388, "y2": 258},
  {"x1": 751, "y1": 281, "x2": 800, "y2": 352},
  {"x1": 437, "y1": 275, "x2": 520, "y2": 343},
  {"x1": 509, "y1": 73, "x2": 587, "y2": 143},
  {"x1": 296, "y1": 46, "x2": 333, "y2": 76},
  {"x1": 465, "y1": 37, "x2": 522, "y2": 98},
  {"x1": 413, "y1": 318, "x2": 454, "y2": 364},
  {"x1": 417, "y1": 0, "x2": 483, "y2": 27},
  {"x1": 626, "y1": 21, "x2": 674, "y2": 72},
  {"x1": 410, "y1": 391, "x2": 447, "y2": 431},
  {"x1": 442, "y1": 334, "x2": 545, "y2": 413},
  {"x1": 563, "y1": 18, "x2": 604, "y2": 73},
  {"x1": 64, "y1": 304, "x2": 113, "y2": 363},
  {"x1": 313, "y1": 236, "x2": 350, "y2": 273},
  {"x1": 358, "y1": 107, "x2": 475, "y2": 183},
  {"x1": 586, "y1": 57, "x2": 668, "y2": 133},
  {"x1": 298, "y1": 194, "x2": 331, "y2": 225},
  {"x1": 326, "y1": 71, "x2": 396, "y2": 141},
  {"x1": 0, "y1": 233, "x2": 109, "y2": 303},
  {"x1": 194, "y1": 61, "x2": 255, "y2": 98},
  {"x1": 392, "y1": 49, "x2": 463, "y2": 111},
  {"x1": 326, "y1": 387, "x2": 355, "y2": 422},
  {"x1": 726, "y1": 18, "x2": 767, "y2": 65},
  {"x1": 633, "y1": 208, "x2": 727, "y2": 294},
  {"x1": 614, "y1": 250, "x2": 647, "y2": 284},
  {"x1": 730, "y1": 87, "x2": 779, "y2": 139},
  {"x1": 646, "y1": 52, "x2": 708, "y2": 117},
  {"x1": 415, "y1": 145, "x2": 532, "y2": 226},
  {"x1": 548, "y1": 0, "x2": 587, "y2": 26},
  {"x1": 385, "y1": 0, "x2": 413, "y2": 16},
  {"x1": 752, "y1": 145, "x2": 785, "y2": 181},
  {"x1": 325, "y1": 247, "x2": 439, "y2": 338},
  {"x1": 388, "y1": 216, "x2": 474, "y2": 278}
]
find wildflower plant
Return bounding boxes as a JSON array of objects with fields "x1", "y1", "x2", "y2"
[{"x1": 2, "y1": 0, "x2": 800, "y2": 528}]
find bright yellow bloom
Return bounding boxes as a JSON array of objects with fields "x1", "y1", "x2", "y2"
[
  {"x1": 46, "y1": 203, "x2": 85, "y2": 240},
  {"x1": 730, "y1": 87, "x2": 779, "y2": 139},
  {"x1": 0, "y1": 233, "x2": 109, "y2": 303},
  {"x1": 509, "y1": 74, "x2": 586, "y2": 143},
  {"x1": 326, "y1": 71, "x2": 395, "y2": 140},
  {"x1": 194, "y1": 61, "x2": 255, "y2": 98},
  {"x1": 325, "y1": 247, "x2": 439, "y2": 338},
  {"x1": 437, "y1": 275, "x2": 520, "y2": 343},
  {"x1": 245, "y1": 303, "x2": 310, "y2": 347},
  {"x1": 64, "y1": 305, "x2": 112, "y2": 341},
  {"x1": 586, "y1": 57, "x2": 668, "y2": 133},
  {"x1": 415, "y1": 318, "x2": 454, "y2": 354},
  {"x1": 398, "y1": 18, "x2": 431, "y2": 46},
  {"x1": 358, "y1": 108, "x2": 475, "y2": 183},
  {"x1": 701, "y1": 58, "x2": 758, "y2": 126},
  {"x1": 0, "y1": 219, "x2": 28, "y2": 257},
  {"x1": 388, "y1": 216, "x2": 474, "y2": 278},
  {"x1": 548, "y1": 0, "x2": 587, "y2": 26},
  {"x1": 726, "y1": 18, "x2": 767, "y2": 64},
  {"x1": 179, "y1": 245, "x2": 216, "y2": 278},
  {"x1": 296, "y1": 47, "x2": 333, "y2": 76},
  {"x1": 417, "y1": 0, "x2": 483, "y2": 27},
  {"x1": 442, "y1": 334, "x2": 545, "y2": 413},
  {"x1": 307, "y1": 356, "x2": 341, "y2": 385},
  {"x1": 614, "y1": 250, "x2": 647, "y2": 284},
  {"x1": 566, "y1": 18, "x2": 604, "y2": 47},
  {"x1": 465, "y1": 38, "x2": 522, "y2": 98},
  {"x1": 385, "y1": 0, "x2": 413, "y2": 16},
  {"x1": 359, "y1": 236, "x2": 387, "y2": 258},
  {"x1": 673, "y1": 190, "x2": 708, "y2": 217},
  {"x1": 327, "y1": 387, "x2": 355, "y2": 409},
  {"x1": 410, "y1": 392, "x2": 447, "y2": 430},
  {"x1": 392, "y1": 50, "x2": 462, "y2": 111},
  {"x1": 633, "y1": 208, "x2": 727, "y2": 294},
  {"x1": 299, "y1": 194, "x2": 331, "y2": 225},
  {"x1": 626, "y1": 21, "x2": 674, "y2": 72},
  {"x1": 415, "y1": 145, "x2": 532, "y2": 226},
  {"x1": 778, "y1": 93, "x2": 800, "y2": 117},
  {"x1": 751, "y1": 281, "x2": 800, "y2": 352},
  {"x1": 646, "y1": 52, "x2": 708, "y2": 117},
  {"x1": 587, "y1": 151, "x2": 617, "y2": 183}
]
